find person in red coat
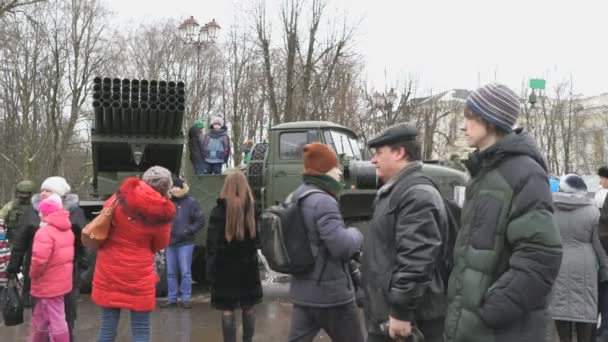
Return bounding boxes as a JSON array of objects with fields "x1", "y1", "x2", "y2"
[{"x1": 92, "y1": 166, "x2": 176, "y2": 342}]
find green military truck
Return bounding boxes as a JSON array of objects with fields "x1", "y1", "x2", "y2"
[{"x1": 81, "y1": 77, "x2": 468, "y2": 288}]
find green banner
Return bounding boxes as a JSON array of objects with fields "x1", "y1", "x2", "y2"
[{"x1": 529, "y1": 79, "x2": 546, "y2": 89}]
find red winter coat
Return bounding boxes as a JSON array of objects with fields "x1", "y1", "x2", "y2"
[
  {"x1": 30, "y1": 210, "x2": 74, "y2": 298},
  {"x1": 92, "y1": 178, "x2": 175, "y2": 312}
]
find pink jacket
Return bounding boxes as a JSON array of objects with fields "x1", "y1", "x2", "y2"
[{"x1": 30, "y1": 210, "x2": 74, "y2": 298}]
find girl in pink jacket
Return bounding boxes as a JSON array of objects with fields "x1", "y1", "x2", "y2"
[{"x1": 29, "y1": 194, "x2": 74, "y2": 342}]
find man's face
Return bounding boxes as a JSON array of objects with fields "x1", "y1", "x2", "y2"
[
  {"x1": 600, "y1": 177, "x2": 608, "y2": 189},
  {"x1": 39, "y1": 189, "x2": 53, "y2": 200},
  {"x1": 371, "y1": 146, "x2": 406, "y2": 182},
  {"x1": 17, "y1": 192, "x2": 31, "y2": 202},
  {"x1": 463, "y1": 116, "x2": 490, "y2": 149},
  {"x1": 213, "y1": 123, "x2": 221, "y2": 131}
]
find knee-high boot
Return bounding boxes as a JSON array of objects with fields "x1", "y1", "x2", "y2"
[
  {"x1": 221, "y1": 312, "x2": 236, "y2": 342},
  {"x1": 242, "y1": 309, "x2": 256, "y2": 342}
]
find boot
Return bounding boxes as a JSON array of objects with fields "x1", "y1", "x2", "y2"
[
  {"x1": 242, "y1": 309, "x2": 256, "y2": 342},
  {"x1": 221, "y1": 312, "x2": 236, "y2": 342}
]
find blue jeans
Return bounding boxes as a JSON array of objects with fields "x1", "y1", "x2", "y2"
[
  {"x1": 194, "y1": 160, "x2": 207, "y2": 175},
  {"x1": 166, "y1": 244, "x2": 194, "y2": 302},
  {"x1": 97, "y1": 307, "x2": 150, "y2": 342},
  {"x1": 203, "y1": 163, "x2": 223, "y2": 175}
]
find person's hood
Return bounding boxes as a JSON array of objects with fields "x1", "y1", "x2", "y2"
[
  {"x1": 41, "y1": 210, "x2": 72, "y2": 231},
  {"x1": 32, "y1": 193, "x2": 80, "y2": 212},
  {"x1": 117, "y1": 177, "x2": 175, "y2": 226},
  {"x1": 208, "y1": 127, "x2": 227, "y2": 138},
  {"x1": 170, "y1": 183, "x2": 190, "y2": 200},
  {"x1": 552, "y1": 191, "x2": 594, "y2": 211},
  {"x1": 465, "y1": 128, "x2": 548, "y2": 176}
]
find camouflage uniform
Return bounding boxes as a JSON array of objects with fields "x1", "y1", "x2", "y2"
[{"x1": 0, "y1": 180, "x2": 35, "y2": 242}]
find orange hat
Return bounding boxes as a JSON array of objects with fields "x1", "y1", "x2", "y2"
[{"x1": 303, "y1": 143, "x2": 338, "y2": 176}]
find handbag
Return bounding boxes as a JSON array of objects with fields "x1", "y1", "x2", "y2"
[
  {"x1": 81, "y1": 196, "x2": 118, "y2": 250},
  {"x1": 2, "y1": 276, "x2": 23, "y2": 326}
]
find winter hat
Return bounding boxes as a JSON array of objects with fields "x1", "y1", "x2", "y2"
[
  {"x1": 39, "y1": 194, "x2": 63, "y2": 217},
  {"x1": 40, "y1": 176, "x2": 71, "y2": 197},
  {"x1": 302, "y1": 143, "x2": 338, "y2": 176},
  {"x1": 211, "y1": 116, "x2": 224, "y2": 127},
  {"x1": 172, "y1": 175, "x2": 184, "y2": 189},
  {"x1": 598, "y1": 166, "x2": 608, "y2": 179},
  {"x1": 466, "y1": 83, "x2": 520, "y2": 132},
  {"x1": 559, "y1": 174, "x2": 588, "y2": 194},
  {"x1": 142, "y1": 166, "x2": 173, "y2": 196},
  {"x1": 194, "y1": 120, "x2": 205, "y2": 129}
]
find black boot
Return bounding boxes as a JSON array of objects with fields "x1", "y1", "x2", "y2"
[
  {"x1": 242, "y1": 308, "x2": 255, "y2": 342},
  {"x1": 221, "y1": 312, "x2": 236, "y2": 342}
]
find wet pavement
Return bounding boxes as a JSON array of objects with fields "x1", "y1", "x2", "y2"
[{"x1": 1, "y1": 281, "x2": 357, "y2": 341}]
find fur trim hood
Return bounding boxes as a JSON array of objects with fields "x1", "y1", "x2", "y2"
[
  {"x1": 32, "y1": 193, "x2": 80, "y2": 212},
  {"x1": 170, "y1": 183, "x2": 190, "y2": 199},
  {"x1": 115, "y1": 177, "x2": 176, "y2": 226}
]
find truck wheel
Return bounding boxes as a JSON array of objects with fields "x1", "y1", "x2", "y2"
[{"x1": 191, "y1": 246, "x2": 207, "y2": 284}]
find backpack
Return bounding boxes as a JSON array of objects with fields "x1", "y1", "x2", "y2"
[
  {"x1": 401, "y1": 175, "x2": 461, "y2": 288},
  {"x1": 259, "y1": 189, "x2": 324, "y2": 275}
]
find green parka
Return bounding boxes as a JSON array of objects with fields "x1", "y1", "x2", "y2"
[{"x1": 445, "y1": 129, "x2": 563, "y2": 342}]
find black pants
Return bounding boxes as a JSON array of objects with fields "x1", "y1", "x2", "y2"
[
  {"x1": 555, "y1": 320, "x2": 594, "y2": 342},
  {"x1": 366, "y1": 316, "x2": 445, "y2": 342},
  {"x1": 288, "y1": 301, "x2": 365, "y2": 342}
]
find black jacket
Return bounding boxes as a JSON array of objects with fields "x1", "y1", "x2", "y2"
[
  {"x1": 7, "y1": 193, "x2": 88, "y2": 288},
  {"x1": 169, "y1": 184, "x2": 204, "y2": 247},
  {"x1": 362, "y1": 161, "x2": 448, "y2": 330}
]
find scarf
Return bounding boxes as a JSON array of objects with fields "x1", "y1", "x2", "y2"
[{"x1": 302, "y1": 175, "x2": 342, "y2": 198}]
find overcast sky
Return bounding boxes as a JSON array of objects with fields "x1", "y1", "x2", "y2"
[{"x1": 107, "y1": 0, "x2": 608, "y2": 97}]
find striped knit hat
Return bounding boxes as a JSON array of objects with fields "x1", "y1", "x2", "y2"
[{"x1": 466, "y1": 83, "x2": 520, "y2": 132}]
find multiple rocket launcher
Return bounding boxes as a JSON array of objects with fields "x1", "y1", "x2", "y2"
[{"x1": 92, "y1": 77, "x2": 185, "y2": 136}]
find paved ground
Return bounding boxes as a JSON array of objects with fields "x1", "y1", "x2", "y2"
[{"x1": 0, "y1": 281, "x2": 365, "y2": 341}]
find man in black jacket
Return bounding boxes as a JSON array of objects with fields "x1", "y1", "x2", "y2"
[
  {"x1": 7, "y1": 176, "x2": 87, "y2": 342},
  {"x1": 362, "y1": 123, "x2": 449, "y2": 342}
]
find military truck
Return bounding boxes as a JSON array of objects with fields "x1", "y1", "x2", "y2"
[{"x1": 82, "y1": 77, "x2": 467, "y2": 288}]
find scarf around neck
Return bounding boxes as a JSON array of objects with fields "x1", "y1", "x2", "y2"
[{"x1": 302, "y1": 175, "x2": 342, "y2": 198}]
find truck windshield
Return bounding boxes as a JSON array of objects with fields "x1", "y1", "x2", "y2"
[{"x1": 324, "y1": 130, "x2": 362, "y2": 160}]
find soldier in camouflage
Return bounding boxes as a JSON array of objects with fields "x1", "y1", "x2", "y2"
[{"x1": 0, "y1": 180, "x2": 36, "y2": 242}]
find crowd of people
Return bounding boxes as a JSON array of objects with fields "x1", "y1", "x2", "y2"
[{"x1": 1, "y1": 82, "x2": 608, "y2": 342}]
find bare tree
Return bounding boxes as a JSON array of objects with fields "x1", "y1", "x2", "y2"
[{"x1": 0, "y1": 0, "x2": 45, "y2": 17}]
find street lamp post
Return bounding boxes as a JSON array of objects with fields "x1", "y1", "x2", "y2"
[
  {"x1": 178, "y1": 16, "x2": 221, "y2": 122},
  {"x1": 373, "y1": 88, "x2": 399, "y2": 128}
]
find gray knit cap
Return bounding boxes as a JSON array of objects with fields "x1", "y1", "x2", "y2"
[
  {"x1": 142, "y1": 166, "x2": 173, "y2": 196},
  {"x1": 466, "y1": 83, "x2": 520, "y2": 132}
]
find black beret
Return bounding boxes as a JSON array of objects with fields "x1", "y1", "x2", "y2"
[
  {"x1": 599, "y1": 166, "x2": 608, "y2": 179},
  {"x1": 367, "y1": 123, "x2": 418, "y2": 148}
]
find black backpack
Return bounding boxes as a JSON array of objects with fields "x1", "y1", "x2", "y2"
[
  {"x1": 401, "y1": 175, "x2": 461, "y2": 287},
  {"x1": 259, "y1": 189, "x2": 324, "y2": 275}
]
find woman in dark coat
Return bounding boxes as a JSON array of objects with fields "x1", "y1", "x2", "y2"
[{"x1": 206, "y1": 170, "x2": 262, "y2": 342}]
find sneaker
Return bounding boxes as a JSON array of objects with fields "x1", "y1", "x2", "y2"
[
  {"x1": 181, "y1": 301, "x2": 192, "y2": 309},
  {"x1": 159, "y1": 301, "x2": 178, "y2": 308}
]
